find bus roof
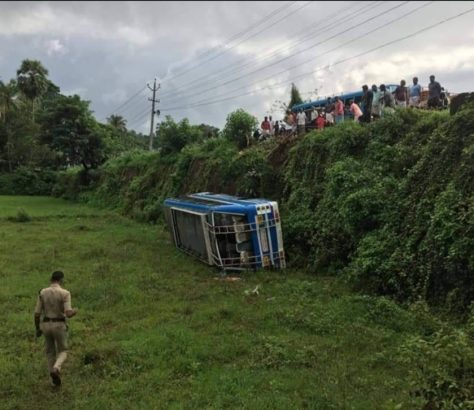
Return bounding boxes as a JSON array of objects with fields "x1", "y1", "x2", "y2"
[{"x1": 291, "y1": 84, "x2": 399, "y2": 112}]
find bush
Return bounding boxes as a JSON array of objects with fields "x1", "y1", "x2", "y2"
[
  {"x1": 7, "y1": 208, "x2": 32, "y2": 223},
  {"x1": 0, "y1": 167, "x2": 57, "y2": 195},
  {"x1": 52, "y1": 167, "x2": 101, "y2": 201},
  {"x1": 398, "y1": 309, "x2": 474, "y2": 409},
  {"x1": 283, "y1": 109, "x2": 473, "y2": 312},
  {"x1": 222, "y1": 109, "x2": 257, "y2": 150}
]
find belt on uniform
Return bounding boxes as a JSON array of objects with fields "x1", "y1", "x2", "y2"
[{"x1": 43, "y1": 317, "x2": 65, "y2": 322}]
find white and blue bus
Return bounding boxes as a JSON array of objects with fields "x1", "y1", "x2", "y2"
[{"x1": 163, "y1": 192, "x2": 286, "y2": 270}]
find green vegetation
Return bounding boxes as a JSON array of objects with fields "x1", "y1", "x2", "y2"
[
  {"x1": 52, "y1": 106, "x2": 474, "y2": 315},
  {"x1": 156, "y1": 116, "x2": 208, "y2": 155},
  {"x1": 222, "y1": 108, "x2": 258, "y2": 150},
  {"x1": 283, "y1": 107, "x2": 474, "y2": 314},
  {"x1": 2, "y1": 58, "x2": 473, "y2": 407},
  {"x1": 1, "y1": 196, "x2": 472, "y2": 409},
  {"x1": 0, "y1": 59, "x2": 148, "y2": 181}
]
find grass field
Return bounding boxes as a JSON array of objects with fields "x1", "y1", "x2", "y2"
[{"x1": 0, "y1": 196, "x2": 444, "y2": 409}]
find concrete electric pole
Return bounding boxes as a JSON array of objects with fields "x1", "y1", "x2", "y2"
[{"x1": 147, "y1": 79, "x2": 160, "y2": 151}]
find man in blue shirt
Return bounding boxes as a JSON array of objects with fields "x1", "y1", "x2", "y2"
[{"x1": 409, "y1": 77, "x2": 422, "y2": 108}]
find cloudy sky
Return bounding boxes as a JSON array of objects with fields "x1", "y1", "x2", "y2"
[{"x1": 1, "y1": 1, "x2": 473, "y2": 132}]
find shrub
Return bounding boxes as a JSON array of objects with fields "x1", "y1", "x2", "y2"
[
  {"x1": 7, "y1": 208, "x2": 32, "y2": 222},
  {"x1": 0, "y1": 167, "x2": 57, "y2": 195},
  {"x1": 398, "y1": 310, "x2": 474, "y2": 409},
  {"x1": 222, "y1": 109, "x2": 257, "y2": 150}
]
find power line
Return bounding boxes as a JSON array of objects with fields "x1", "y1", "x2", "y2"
[
  {"x1": 112, "y1": 2, "x2": 301, "y2": 122},
  {"x1": 128, "y1": 109, "x2": 151, "y2": 129},
  {"x1": 105, "y1": 86, "x2": 146, "y2": 118},
  {"x1": 162, "y1": 1, "x2": 297, "y2": 81},
  {"x1": 159, "y1": 2, "x2": 471, "y2": 113},
  {"x1": 128, "y1": 1, "x2": 411, "y2": 122},
  {"x1": 158, "y1": 1, "x2": 371, "y2": 100},
  {"x1": 160, "y1": 1, "x2": 430, "y2": 111},
  {"x1": 123, "y1": 0, "x2": 366, "y2": 123},
  {"x1": 123, "y1": 98, "x2": 150, "y2": 120},
  {"x1": 160, "y1": 1, "x2": 410, "y2": 106},
  {"x1": 162, "y1": 1, "x2": 309, "y2": 83},
  {"x1": 189, "y1": 0, "x2": 433, "y2": 108}
]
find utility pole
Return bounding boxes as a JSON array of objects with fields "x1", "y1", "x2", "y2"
[{"x1": 147, "y1": 78, "x2": 160, "y2": 151}]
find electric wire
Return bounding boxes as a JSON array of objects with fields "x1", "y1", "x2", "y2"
[
  {"x1": 159, "y1": 2, "x2": 471, "y2": 113},
  {"x1": 159, "y1": 1, "x2": 410, "y2": 105},
  {"x1": 126, "y1": 1, "x2": 397, "y2": 122},
  {"x1": 158, "y1": 1, "x2": 375, "y2": 100},
  {"x1": 163, "y1": 1, "x2": 297, "y2": 79},
  {"x1": 162, "y1": 1, "x2": 311, "y2": 83}
]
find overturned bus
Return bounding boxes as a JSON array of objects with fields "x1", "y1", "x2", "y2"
[{"x1": 163, "y1": 192, "x2": 286, "y2": 270}]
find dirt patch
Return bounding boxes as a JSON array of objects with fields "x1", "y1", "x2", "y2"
[{"x1": 267, "y1": 136, "x2": 299, "y2": 169}]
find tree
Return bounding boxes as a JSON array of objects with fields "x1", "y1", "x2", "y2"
[
  {"x1": 101, "y1": 124, "x2": 147, "y2": 158},
  {"x1": 38, "y1": 95, "x2": 105, "y2": 170},
  {"x1": 107, "y1": 115, "x2": 127, "y2": 133},
  {"x1": 0, "y1": 80, "x2": 21, "y2": 123},
  {"x1": 222, "y1": 109, "x2": 257, "y2": 150},
  {"x1": 16, "y1": 59, "x2": 50, "y2": 119},
  {"x1": 288, "y1": 83, "x2": 303, "y2": 110},
  {"x1": 197, "y1": 123, "x2": 219, "y2": 139},
  {"x1": 156, "y1": 116, "x2": 204, "y2": 155},
  {"x1": 0, "y1": 80, "x2": 31, "y2": 171}
]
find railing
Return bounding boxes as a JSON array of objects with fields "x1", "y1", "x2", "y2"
[
  {"x1": 204, "y1": 216, "x2": 280, "y2": 235},
  {"x1": 209, "y1": 250, "x2": 285, "y2": 269}
]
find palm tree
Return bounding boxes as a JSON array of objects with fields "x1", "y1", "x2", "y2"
[
  {"x1": 16, "y1": 59, "x2": 49, "y2": 119},
  {"x1": 107, "y1": 114, "x2": 127, "y2": 132},
  {"x1": 0, "y1": 80, "x2": 23, "y2": 172},
  {"x1": 0, "y1": 80, "x2": 21, "y2": 123}
]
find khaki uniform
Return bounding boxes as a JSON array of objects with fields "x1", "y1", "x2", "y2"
[{"x1": 34, "y1": 283, "x2": 72, "y2": 373}]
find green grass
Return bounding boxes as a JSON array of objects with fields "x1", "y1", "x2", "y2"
[
  {"x1": 0, "y1": 195, "x2": 442, "y2": 409},
  {"x1": 0, "y1": 195, "x2": 107, "y2": 218}
]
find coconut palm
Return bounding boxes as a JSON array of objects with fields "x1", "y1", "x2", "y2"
[
  {"x1": 107, "y1": 114, "x2": 127, "y2": 132},
  {"x1": 16, "y1": 59, "x2": 49, "y2": 119}
]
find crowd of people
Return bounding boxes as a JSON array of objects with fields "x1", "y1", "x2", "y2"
[{"x1": 255, "y1": 75, "x2": 448, "y2": 141}]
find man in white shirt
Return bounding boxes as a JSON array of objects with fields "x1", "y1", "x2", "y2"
[
  {"x1": 269, "y1": 115, "x2": 274, "y2": 137},
  {"x1": 297, "y1": 110, "x2": 307, "y2": 136}
]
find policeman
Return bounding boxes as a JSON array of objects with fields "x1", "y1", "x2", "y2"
[{"x1": 34, "y1": 271, "x2": 78, "y2": 387}]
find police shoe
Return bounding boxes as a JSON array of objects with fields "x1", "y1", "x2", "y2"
[{"x1": 50, "y1": 368, "x2": 61, "y2": 387}]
